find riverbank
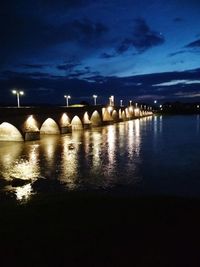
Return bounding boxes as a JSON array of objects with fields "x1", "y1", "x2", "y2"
[{"x1": 0, "y1": 192, "x2": 200, "y2": 266}]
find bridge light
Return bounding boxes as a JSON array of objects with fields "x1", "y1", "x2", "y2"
[
  {"x1": 12, "y1": 89, "x2": 24, "y2": 108},
  {"x1": 93, "y1": 95, "x2": 97, "y2": 106},
  {"x1": 64, "y1": 95, "x2": 71, "y2": 107}
]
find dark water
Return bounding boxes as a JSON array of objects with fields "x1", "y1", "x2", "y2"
[{"x1": 1, "y1": 115, "x2": 200, "y2": 200}]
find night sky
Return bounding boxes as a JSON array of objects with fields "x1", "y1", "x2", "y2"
[{"x1": 1, "y1": 0, "x2": 200, "y2": 105}]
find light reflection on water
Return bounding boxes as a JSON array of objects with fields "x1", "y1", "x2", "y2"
[
  {"x1": 1, "y1": 115, "x2": 200, "y2": 200},
  {"x1": 0, "y1": 118, "x2": 148, "y2": 199}
]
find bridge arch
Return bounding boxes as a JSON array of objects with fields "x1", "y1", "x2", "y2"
[
  {"x1": 90, "y1": 110, "x2": 102, "y2": 126},
  {"x1": 0, "y1": 122, "x2": 24, "y2": 141},
  {"x1": 121, "y1": 110, "x2": 126, "y2": 121},
  {"x1": 119, "y1": 109, "x2": 122, "y2": 119},
  {"x1": 125, "y1": 108, "x2": 130, "y2": 119},
  {"x1": 71, "y1": 116, "x2": 83, "y2": 130},
  {"x1": 102, "y1": 107, "x2": 113, "y2": 122},
  {"x1": 112, "y1": 110, "x2": 118, "y2": 122},
  {"x1": 40, "y1": 118, "x2": 60, "y2": 134},
  {"x1": 60, "y1": 113, "x2": 70, "y2": 127},
  {"x1": 83, "y1": 112, "x2": 91, "y2": 124},
  {"x1": 24, "y1": 115, "x2": 39, "y2": 132}
]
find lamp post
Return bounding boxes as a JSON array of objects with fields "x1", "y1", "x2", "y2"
[
  {"x1": 120, "y1": 100, "x2": 123, "y2": 107},
  {"x1": 129, "y1": 100, "x2": 132, "y2": 106},
  {"x1": 93, "y1": 95, "x2": 97, "y2": 106},
  {"x1": 12, "y1": 90, "x2": 24, "y2": 108},
  {"x1": 109, "y1": 95, "x2": 114, "y2": 106},
  {"x1": 64, "y1": 95, "x2": 71, "y2": 107}
]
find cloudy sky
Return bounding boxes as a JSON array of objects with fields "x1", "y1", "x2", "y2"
[{"x1": 1, "y1": 0, "x2": 200, "y2": 105}]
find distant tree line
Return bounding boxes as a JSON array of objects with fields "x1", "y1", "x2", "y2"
[{"x1": 156, "y1": 102, "x2": 200, "y2": 114}]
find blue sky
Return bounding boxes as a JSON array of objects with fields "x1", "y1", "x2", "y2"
[{"x1": 1, "y1": 0, "x2": 200, "y2": 104}]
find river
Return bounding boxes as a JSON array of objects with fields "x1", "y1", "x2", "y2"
[{"x1": 1, "y1": 115, "x2": 200, "y2": 201}]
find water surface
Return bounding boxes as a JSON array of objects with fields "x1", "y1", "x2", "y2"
[{"x1": 1, "y1": 115, "x2": 200, "y2": 200}]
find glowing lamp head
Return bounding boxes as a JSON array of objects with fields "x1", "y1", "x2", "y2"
[
  {"x1": 12, "y1": 90, "x2": 17, "y2": 94},
  {"x1": 93, "y1": 95, "x2": 97, "y2": 98}
]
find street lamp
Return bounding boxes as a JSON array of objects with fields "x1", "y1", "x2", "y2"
[
  {"x1": 120, "y1": 100, "x2": 123, "y2": 107},
  {"x1": 64, "y1": 95, "x2": 71, "y2": 107},
  {"x1": 12, "y1": 89, "x2": 24, "y2": 108},
  {"x1": 129, "y1": 100, "x2": 132, "y2": 106},
  {"x1": 109, "y1": 95, "x2": 114, "y2": 106},
  {"x1": 154, "y1": 100, "x2": 157, "y2": 104},
  {"x1": 93, "y1": 95, "x2": 97, "y2": 105}
]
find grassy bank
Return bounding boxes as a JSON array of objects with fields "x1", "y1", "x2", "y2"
[{"x1": 0, "y1": 192, "x2": 200, "y2": 266}]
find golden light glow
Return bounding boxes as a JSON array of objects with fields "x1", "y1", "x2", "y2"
[
  {"x1": 71, "y1": 116, "x2": 83, "y2": 130},
  {"x1": 15, "y1": 183, "x2": 32, "y2": 201},
  {"x1": 83, "y1": 112, "x2": 91, "y2": 124},
  {"x1": 125, "y1": 108, "x2": 130, "y2": 118},
  {"x1": 40, "y1": 118, "x2": 60, "y2": 134},
  {"x1": 1, "y1": 143, "x2": 40, "y2": 182},
  {"x1": 107, "y1": 125, "x2": 116, "y2": 172},
  {"x1": 61, "y1": 113, "x2": 70, "y2": 126},
  {"x1": 24, "y1": 115, "x2": 39, "y2": 132},
  {"x1": 0, "y1": 122, "x2": 23, "y2": 141},
  {"x1": 91, "y1": 131, "x2": 101, "y2": 168},
  {"x1": 60, "y1": 135, "x2": 80, "y2": 188},
  {"x1": 134, "y1": 108, "x2": 140, "y2": 117},
  {"x1": 90, "y1": 110, "x2": 101, "y2": 126},
  {"x1": 122, "y1": 110, "x2": 126, "y2": 120},
  {"x1": 103, "y1": 108, "x2": 113, "y2": 121},
  {"x1": 129, "y1": 106, "x2": 133, "y2": 112},
  {"x1": 119, "y1": 109, "x2": 122, "y2": 119},
  {"x1": 112, "y1": 110, "x2": 118, "y2": 121},
  {"x1": 107, "y1": 106, "x2": 113, "y2": 113}
]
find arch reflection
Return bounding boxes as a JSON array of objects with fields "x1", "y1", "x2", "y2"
[{"x1": 60, "y1": 136, "x2": 79, "y2": 189}]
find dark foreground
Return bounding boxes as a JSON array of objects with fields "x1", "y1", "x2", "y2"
[{"x1": 1, "y1": 192, "x2": 200, "y2": 267}]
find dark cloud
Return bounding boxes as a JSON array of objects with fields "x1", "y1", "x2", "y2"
[
  {"x1": 1, "y1": 67, "x2": 200, "y2": 105},
  {"x1": 100, "y1": 52, "x2": 116, "y2": 59},
  {"x1": 71, "y1": 19, "x2": 108, "y2": 41},
  {"x1": 19, "y1": 64, "x2": 48, "y2": 69},
  {"x1": 185, "y1": 39, "x2": 200, "y2": 48},
  {"x1": 173, "y1": 17, "x2": 184, "y2": 22},
  {"x1": 117, "y1": 18, "x2": 165, "y2": 54},
  {"x1": 168, "y1": 50, "x2": 187, "y2": 57},
  {"x1": 0, "y1": 11, "x2": 108, "y2": 67},
  {"x1": 57, "y1": 63, "x2": 81, "y2": 71},
  {"x1": 39, "y1": 0, "x2": 90, "y2": 10}
]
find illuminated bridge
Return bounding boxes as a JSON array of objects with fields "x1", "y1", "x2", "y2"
[{"x1": 0, "y1": 105, "x2": 152, "y2": 141}]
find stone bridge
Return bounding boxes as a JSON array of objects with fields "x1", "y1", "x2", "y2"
[{"x1": 0, "y1": 105, "x2": 152, "y2": 141}]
